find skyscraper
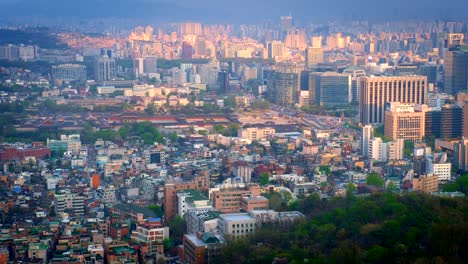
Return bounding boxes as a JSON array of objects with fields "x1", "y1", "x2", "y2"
[
  {"x1": 267, "y1": 41, "x2": 284, "y2": 59},
  {"x1": 343, "y1": 66, "x2": 366, "y2": 104},
  {"x1": 269, "y1": 71, "x2": 299, "y2": 106},
  {"x1": 308, "y1": 72, "x2": 351, "y2": 106},
  {"x1": 359, "y1": 75, "x2": 427, "y2": 125},
  {"x1": 425, "y1": 104, "x2": 462, "y2": 139},
  {"x1": 280, "y1": 16, "x2": 293, "y2": 36},
  {"x1": 444, "y1": 45, "x2": 468, "y2": 95},
  {"x1": 95, "y1": 56, "x2": 116, "y2": 82},
  {"x1": 305, "y1": 47, "x2": 323, "y2": 69}
]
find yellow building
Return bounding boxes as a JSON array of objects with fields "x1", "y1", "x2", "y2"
[{"x1": 384, "y1": 102, "x2": 425, "y2": 142}]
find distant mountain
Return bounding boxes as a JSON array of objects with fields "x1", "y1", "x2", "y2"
[{"x1": 0, "y1": 0, "x2": 467, "y2": 24}]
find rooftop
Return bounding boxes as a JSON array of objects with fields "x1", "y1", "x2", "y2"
[{"x1": 220, "y1": 213, "x2": 255, "y2": 222}]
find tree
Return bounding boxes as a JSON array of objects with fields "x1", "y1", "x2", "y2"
[
  {"x1": 367, "y1": 173, "x2": 384, "y2": 188},
  {"x1": 148, "y1": 204, "x2": 163, "y2": 217},
  {"x1": 319, "y1": 165, "x2": 331, "y2": 175},
  {"x1": 213, "y1": 124, "x2": 225, "y2": 134},
  {"x1": 259, "y1": 172, "x2": 270, "y2": 186}
]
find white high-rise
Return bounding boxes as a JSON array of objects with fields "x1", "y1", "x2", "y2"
[{"x1": 361, "y1": 125, "x2": 374, "y2": 157}]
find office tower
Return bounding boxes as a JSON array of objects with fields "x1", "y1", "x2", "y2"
[
  {"x1": 454, "y1": 139, "x2": 468, "y2": 172},
  {"x1": 181, "y1": 42, "x2": 194, "y2": 60},
  {"x1": 95, "y1": 56, "x2": 116, "y2": 81},
  {"x1": 178, "y1": 22, "x2": 203, "y2": 36},
  {"x1": 308, "y1": 72, "x2": 351, "y2": 106},
  {"x1": 280, "y1": 16, "x2": 293, "y2": 36},
  {"x1": 343, "y1": 66, "x2": 366, "y2": 104},
  {"x1": 269, "y1": 71, "x2": 299, "y2": 106},
  {"x1": 267, "y1": 41, "x2": 284, "y2": 59},
  {"x1": 362, "y1": 125, "x2": 374, "y2": 157},
  {"x1": 384, "y1": 102, "x2": 425, "y2": 142},
  {"x1": 52, "y1": 64, "x2": 87, "y2": 82},
  {"x1": 285, "y1": 28, "x2": 307, "y2": 50},
  {"x1": 143, "y1": 56, "x2": 158, "y2": 74},
  {"x1": 447, "y1": 33, "x2": 464, "y2": 48},
  {"x1": 100, "y1": 48, "x2": 112, "y2": 58},
  {"x1": 425, "y1": 104, "x2": 462, "y2": 139},
  {"x1": 218, "y1": 71, "x2": 229, "y2": 92},
  {"x1": 305, "y1": 47, "x2": 323, "y2": 69},
  {"x1": 134, "y1": 58, "x2": 144, "y2": 77},
  {"x1": 418, "y1": 65, "x2": 438, "y2": 85},
  {"x1": 359, "y1": 75, "x2": 427, "y2": 125},
  {"x1": 444, "y1": 45, "x2": 468, "y2": 95}
]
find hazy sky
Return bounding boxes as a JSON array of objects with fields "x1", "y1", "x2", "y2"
[{"x1": 0, "y1": 0, "x2": 466, "y2": 24}]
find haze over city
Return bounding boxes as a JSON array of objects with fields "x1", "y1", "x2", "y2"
[{"x1": 0, "y1": 0, "x2": 467, "y2": 263}]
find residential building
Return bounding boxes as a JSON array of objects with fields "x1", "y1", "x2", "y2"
[
  {"x1": 305, "y1": 47, "x2": 323, "y2": 69},
  {"x1": 413, "y1": 174, "x2": 439, "y2": 193},
  {"x1": 238, "y1": 127, "x2": 275, "y2": 141},
  {"x1": 54, "y1": 190, "x2": 86, "y2": 216},
  {"x1": 359, "y1": 75, "x2": 427, "y2": 125},
  {"x1": 131, "y1": 218, "x2": 169, "y2": 255}
]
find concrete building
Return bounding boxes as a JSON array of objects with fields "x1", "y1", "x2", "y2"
[
  {"x1": 131, "y1": 218, "x2": 169, "y2": 255},
  {"x1": 218, "y1": 213, "x2": 256, "y2": 238},
  {"x1": 240, "y1": 196, "x2": 269, "y2": 212},
  {"x1": 413, "y1": 174, "x2": 439, "y2": 193},
  {"x1": 269, "y1": 71, "x2": 299, "y2": 106},
  {"x1": 238, "y1": 127, "x2": 275, "y2": 141},
  {"x1": 426, "y1": 152, "x2": 451, "y2": 181},
  {"x1": 359, "y1": 75, "x2": 427, "y2": 125},
  {"x1": 361, "y1": 125, "x2": 374, "y2": 157},
  {"x1": 384, "y1": 103, "x2": 425, "y2": 142},
  {"x1": 95, "y1": 55, "x2": 116, "y2": 81},
  {"x1": 54, "y1": 190, "x2": 85, "y2": 216},
  {"x1": 343, "y1": 66, "x2": 366, "y2": 103},
  {"x1": 211, "y1": 184, "x2": 261, "y2": 213},
  {"x1": 52, "y1": 64, "x2": 87, "y2": 82},
  {"x1": 186, "y1": 210, "x2": 220, "y2": 235},
  {"x1": 177, "y1": 190, "x2": 211, "y2": 217},
  {"x1": 182, "y1": 233, "x2": 224, "y2": 264},
  {"x1": 305, "y1": 47, "x2": 323, "y2": 69}
]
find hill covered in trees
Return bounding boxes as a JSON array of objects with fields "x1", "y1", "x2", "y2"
[{"x1": 216, "y1": 193, "x2": 468, "y2": 264}]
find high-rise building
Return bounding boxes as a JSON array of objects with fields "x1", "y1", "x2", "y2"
[
  {"x1": 444, "y1": 45, "x2": 468, "y2": 95},
  {"x1": 464, "y1": 103, "x2": 468, "y2": 138},
  {"x1": 424, "y1": 104, "x2": 462, "y2": 139},
  {"x1": 0, "y1": 44, "x2": 20, "y2": 61},
  {"x1": 217, "y1": 71, "x2": 229, "y2": 92},
  {"x1": 361, "y1": 125, "x2": 374, "y2": 157},
  {"x1": 280, "y1": 16, "x2": 293, "y2": 36},
  {"x1": 309, "y1": 72, "x2": 352, "y2": 106},
  {"x1": 368, "y1": 138, "x2": 404, "y2": 162},
  {"x1": 178, "y1": 22, "x2": 203, "y2": 36},
  {"x1": 384, "y1": 102, "x2": 426, "y2": 142},
  {"x1": 143, "y1": 56, "x2": 158, "y2": 74},
  {"x1": 447, "y1": 33, "x2": 464, "y2": 48},
  {"x1": 454, "y1": 139, "x2": 468, "y2": 172},
  {"x1": 359, "y1": 75, "x2": 427, "y2": 125},
  {"x1": 95, "y1": 56, "x2": 116, "y2": 81},
  {"x1": 269, "y1": 71, "x2": 299, "y2": 106},
  {"x1": 181, "y1": 42, "x2": 194, "y2": 60},
  {"x1": 285, "y1": 28, "x2": 307, "y2": 50},
  {"x1": 267, "y1": 41, "x2": 284, "y2": 59},
  {"x1": 305, "y1": 47, "x2": 323, "y2": 69},
  {"x1": 343, "y1": 66, "x2": 366, "y2": 103},
  {"x1": 52, "y1": 64, "x2": 87, "y2": 82}
]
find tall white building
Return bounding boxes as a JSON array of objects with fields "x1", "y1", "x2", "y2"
[
  {"x1": 369, "y1": 138, "x2": 404, "y2": 162},
  {"x1": 361, "y1": 125, "x2": 374, "y2": 157}
]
